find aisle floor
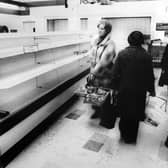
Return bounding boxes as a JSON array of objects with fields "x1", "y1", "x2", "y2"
[{"x1": 6, "y1": 69, "x2": 168, "y2": 168}]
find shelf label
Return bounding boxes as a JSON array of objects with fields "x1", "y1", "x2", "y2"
[
  {"x1": 156, "y1": 23, "x2": 168, "y2": 31},
  {"x1": 23, "y1": 45, "x2": 38, "y2": 53}
]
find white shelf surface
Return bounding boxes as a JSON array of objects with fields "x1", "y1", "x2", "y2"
[
  {"x1": 0, "y1": 47, "x2": 24, "y2": 59},
  {"x1": 0, "y1": 87, "x2": 47, "y2": 113},
  {"x1": 0, "y1": 31, "x2": 90, "y2": 39},
  {"x1": 38, "y1": 39, "x2": 90, "y2": 51},
  {"x1": 0, "y1": 39, "x2": 90, "y2": 59},
  {"x1": 0, "y1": 54, "x2": 88, "y2": 89}
]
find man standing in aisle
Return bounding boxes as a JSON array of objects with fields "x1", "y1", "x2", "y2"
[{"x1": 110, "y1": 31, "x2": 156, "y2": 144}]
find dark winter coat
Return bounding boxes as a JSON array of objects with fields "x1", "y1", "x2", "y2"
[
  {"x1": 159, "y1": 44, "x2": 168, "y2": 86},
  {"x1": 111, "y1": 46, "x2": 155, "y2": 120}
]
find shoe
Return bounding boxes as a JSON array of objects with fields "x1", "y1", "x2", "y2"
[
  {"x1": 124, "y1": 139, "x2": 136, "y2": 145},
  {"x1": 90, "y1": 112, "x2": 99, "y2": 119},
  {"x1": 119, "y1": 137, "x2": 136, "y2": 145},
  {"x1": 99, "y1": 122, "x2": 114, "y2": 129}
]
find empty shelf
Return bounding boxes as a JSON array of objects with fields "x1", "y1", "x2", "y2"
[
  {"x1": 0, "y1": 54, "x2": 88, "y2": 89},
  {"x1": 0, "y1": 39, "x2": 90, "y2": 59},
  {"x1": 38, "y1": 39, "x2": 90, "y2": 51},
  {"x1": 0, "y1": 47, "x2": 24, "y2": 59}
]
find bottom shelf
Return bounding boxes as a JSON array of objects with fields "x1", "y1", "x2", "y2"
[
  {"x1": 0, "y1": 68, "x2": 89, "y2": 134},
  {"x1": 0, "y1": 75, "x2": 87, "y2": 157},
  {"x1": 0, "y1": 87, "x2": 48, "y2": 113}
]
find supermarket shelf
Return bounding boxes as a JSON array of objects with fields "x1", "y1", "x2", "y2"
[{"x1": 0, "y1": 54, "x2": 88, "y2": 89}]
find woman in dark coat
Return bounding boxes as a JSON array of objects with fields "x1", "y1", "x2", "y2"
[
  {"x1": 159, "y1": 44, "x2": 168, "y2": 147},
  {"x1": 111, "y1": 31, "x2": 155, "y2": 144},
  {"x1": 159, "y1": 44, "x2": 168, "y2": 86}
]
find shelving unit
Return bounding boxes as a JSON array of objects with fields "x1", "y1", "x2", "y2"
[
  {"x1": 0, "y1": 32, "x2": 91, "y2": 158},
  {"x1": 0, "y1": 54, "x2": 86, "y2": 89},
  {"x1": 151, "y1": 42, "x2": 166, "y2": 67}
]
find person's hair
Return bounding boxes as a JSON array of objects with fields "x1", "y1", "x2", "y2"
[
  {"x1": 97, "y1": 19, "x2": 112, "y2": 34},
  {"x1": 128, "y1": 31, "x2": 144, "y2": 46}
]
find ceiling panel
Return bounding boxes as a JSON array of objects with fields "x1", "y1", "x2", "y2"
[
  {"x1": 0, "y1": 0, "x2": 65, "y2": 7},
  {"x1": 115, "y1": 0, "x2": 158, "y2": 1},
  {"x1": 0, "y1": 0, "x2": 159, "y2": 8}
]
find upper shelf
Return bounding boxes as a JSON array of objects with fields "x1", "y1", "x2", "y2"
[
  {"x1": 0, "y1": 47, "x2": 24, "y2": 58},
  {"x1": 0, "y1": 31, "x2": 90, "y2": 39},
  {"x1": 0, "y1": 54, "x2": 89, "y2": 89},
  {"x1": 0, "y1": 38, "x2": 90, "y2": 59},
  {"x1": 0, "y1": 31, "x2": 91, "y2": 59},
  {"x1": 37, "y1": 38, "x2": 90, "y2": 51}
]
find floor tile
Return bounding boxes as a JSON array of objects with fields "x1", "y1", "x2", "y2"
[
  {"x1": 83, "y1": 140, "x2": 104, "y2": 152},
  {"x1": 90, "y1": 132, "x2": 109, "y2": 143},
  {"x1": 65, "y1": 109, "x2": 85, "y2": 120},
  {"x1": 65, "y1": 112, "x2": 81, "y2": 120}
]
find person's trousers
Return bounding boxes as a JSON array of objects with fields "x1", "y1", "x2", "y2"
[
  {"x1": 119, "y1": 117, "x2": 139, "y2": 143},
  {"x1": 99, "y1": 94, "x2": 117, "y2": 129},
  {"x1": 117, "y1": 91, "x2": 146, "y2": 143}
]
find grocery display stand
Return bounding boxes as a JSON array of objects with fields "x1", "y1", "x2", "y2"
[{"x1": 0, "y1": 32, "x2": 91, "y2": 162}]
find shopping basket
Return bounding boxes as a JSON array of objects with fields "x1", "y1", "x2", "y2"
[{"x1": 76, "y1": 73, "x2": 111, "y2": 107}]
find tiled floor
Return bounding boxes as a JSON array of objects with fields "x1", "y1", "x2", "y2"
[{"x1": 6, "y1": 68, "x2": 168, "y2": 168}]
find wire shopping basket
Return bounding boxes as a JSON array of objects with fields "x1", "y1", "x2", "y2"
[{"x1": 76, "y1": 85, "x2": 110, "y2": 106}]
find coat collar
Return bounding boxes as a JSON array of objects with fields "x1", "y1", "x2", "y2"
[{"x1": 96, "y1": 33, "x2": 111, "y2": 47}]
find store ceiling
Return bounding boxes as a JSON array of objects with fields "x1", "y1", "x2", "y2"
[
  {"x1": 0, "y1": 0, "x2": 65, "y2": 7},
  {"x1": 0, "y1": 0, "x2": 159, "y2": 15},
  {"x1": 0, "y1": 0, "x2": 159, "y2": 8}
]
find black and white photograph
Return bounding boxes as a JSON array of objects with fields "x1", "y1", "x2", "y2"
[{"x1": 0, "y1": 0, "x2": 168, "y2": 168}]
